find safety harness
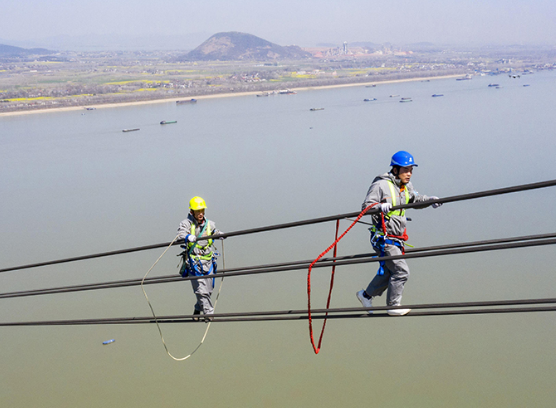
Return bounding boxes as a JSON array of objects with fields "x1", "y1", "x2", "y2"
[
  {"x1": 370, "y1": 180, "x2": 410, "y2": 276},
  {"x1": 178, "y1": 220, "x2": 217, "y2": 279}
]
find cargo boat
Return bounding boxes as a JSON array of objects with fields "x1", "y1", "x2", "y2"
[
  {"x1": 160, "y1": 121, "x2": 177, "y2": 125},
  {"x1": 176, "y1": 99, "x2": 197, "y2": 104},
  {"x1": 122, "y1": 128, "x2": 140, "y2": 132}
]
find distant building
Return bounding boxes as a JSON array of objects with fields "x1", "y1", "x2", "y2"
[{"x1": 343, "y1": 42, "x2": 348, "y2": 55}]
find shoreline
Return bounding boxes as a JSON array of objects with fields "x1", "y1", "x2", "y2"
[{"x1": 0, "y1": 74, "x2": 462, "y2": 117}]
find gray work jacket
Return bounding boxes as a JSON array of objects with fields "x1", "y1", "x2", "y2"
[
  {"x1": 361, "y1": 172, "x2": 431, "y2": 237},
  {"x1": 177, "y1": 214, "x2": 221, "y2": 259}
]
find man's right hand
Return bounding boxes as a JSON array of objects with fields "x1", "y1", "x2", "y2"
[{"x1": 380, "y1": 203, "x2": 392, "y2": 214}]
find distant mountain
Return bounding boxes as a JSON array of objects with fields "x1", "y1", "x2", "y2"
[
  {"x1": 0, "y1": 44, "x2": 54, "y2": 56},
  {"x1": 179, "y1": 32, "x2": 312, "y2": 61}
]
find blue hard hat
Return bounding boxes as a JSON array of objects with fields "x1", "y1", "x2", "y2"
[{"x1": 390, "y1": 151, "x2": 418, "y2": 167}]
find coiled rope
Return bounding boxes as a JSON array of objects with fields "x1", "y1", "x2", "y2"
[
  {"x1": 307, "y1": 204, "x2": 378, "y2": 354},
  {"x1": 140, "y1": 235, "x2": 226, "y2": 361}
]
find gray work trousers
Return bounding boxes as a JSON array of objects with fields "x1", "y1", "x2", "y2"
[
  {"x1": 191, "y1": 275, "x2": 214, "y2": 315},
  {"x1": 365, "y1": 244, "x2": 409, "y2": 306}
]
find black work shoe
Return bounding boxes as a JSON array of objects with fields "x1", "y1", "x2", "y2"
[
  {"x1": 192, "y1": 309, "x2": 201, "y2": 321},
  {"x1": 203, "y1": 315, "x2": 213, "y2": 322}
]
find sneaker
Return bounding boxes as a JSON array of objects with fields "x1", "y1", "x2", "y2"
[
  {"x1": 203, "y1": 315, "x2": 214, "y2": 322},
  {"x1": 387, "y1": 306, "x2": 411, "y2": 316},
  {"x1": 356, "y1": 290, "x2": 373, "y2": 314},
  {"x1": 192, "y1": 309, "x2": 201, "y2": 321}
]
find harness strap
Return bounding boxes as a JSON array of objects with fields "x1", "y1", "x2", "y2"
[{"x1": 373, "y1": 212, "x2": 408, "y2": 276}]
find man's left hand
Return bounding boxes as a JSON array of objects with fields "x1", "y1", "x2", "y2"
[{"x1": 430, "y1": 196, "x2": 442, "y2": 209}]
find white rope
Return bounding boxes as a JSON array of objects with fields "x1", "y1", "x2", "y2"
[{"x1": 140, "y1": 234, "x2": 226, "y2": 361}]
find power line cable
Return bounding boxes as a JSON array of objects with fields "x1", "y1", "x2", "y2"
[
  {"x1": 2, "y1": 297, "x2": 556, "y2": 326},
  {"x1": 1, "y1": 232, "x2": 556, "y2": 300},
  {"x1": 2, "y1": 178, "x2": 556, "y2": 274}
]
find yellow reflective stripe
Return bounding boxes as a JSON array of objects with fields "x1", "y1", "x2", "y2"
[
  {"x1": 386, "y1": 180, "x2": 409, "y2": 218},
  {"x1": 188, "y1": 222, "x2": 213, "y2": 250},
  {"x1": 190, "y1": 254, "x2": 213, "y2": 261}
]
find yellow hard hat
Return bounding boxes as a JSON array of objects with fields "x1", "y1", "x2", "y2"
[{"x1": 189, "y1": 196, "x2": 207, "y2": 211}]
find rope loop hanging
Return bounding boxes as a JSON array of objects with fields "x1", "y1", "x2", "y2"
[{"x1": 141, "y1": 235, "x2": 226, "y2": 362}]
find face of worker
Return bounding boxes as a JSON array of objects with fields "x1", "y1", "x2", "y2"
[
  {"x1": 397, "y1": 166, "x2": 413, "y2": 185},
  {"x1": 191, "y1": 209, "x2": 205, "y2": 223}
]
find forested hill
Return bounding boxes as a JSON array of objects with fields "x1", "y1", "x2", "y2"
[
  {"x1": 179, "y1": 32, "x2": 312, "y2": 61},
  {"x1": 0, "y1": 44, "x2": 53, "y2": 55}
]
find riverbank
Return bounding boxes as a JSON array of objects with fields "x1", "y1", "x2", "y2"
[{"x1": 0, "y1": 74, "x2": 462, "y2": 117}]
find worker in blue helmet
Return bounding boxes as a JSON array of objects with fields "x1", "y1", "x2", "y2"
[
  {"x1": 356, "y1": 151, "x2": 442, "y2": 316},
  {"x1": 177, "y1": 197, "x2": 223, "y2": 322}
]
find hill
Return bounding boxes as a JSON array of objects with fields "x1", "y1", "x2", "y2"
[
  {"x1": 179, "y1": 32, "x2": 312, "y2": 61},
  {"x1": 0, "y1": 44, "x2": 54, "y2": 56}
]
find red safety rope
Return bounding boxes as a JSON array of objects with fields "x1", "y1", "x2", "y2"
[{"x1": 307, "y1": 203, "x2": 379, "y2": 354}]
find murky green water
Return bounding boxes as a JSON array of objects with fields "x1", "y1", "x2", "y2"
[{"x1": 1, "y1": 72, "x2": 556, "y2": 407}]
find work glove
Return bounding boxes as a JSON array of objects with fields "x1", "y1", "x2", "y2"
[
  {"x1": 186, "y1": 234, "x2": 197, "y2": 242},
  {"x1": 380, "y1": 203, "x2": 392, "y2": 214},
  {"x1": 430, "y1": 196, "x2": 442, "y2": 209}
]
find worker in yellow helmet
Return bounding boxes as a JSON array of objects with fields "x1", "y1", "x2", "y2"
[{"x1": 177, "y1": 196, "x2": 223, "y2": 321}]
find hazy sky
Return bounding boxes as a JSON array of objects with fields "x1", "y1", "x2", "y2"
[{"x1": 2, "y1": 0, "x2": 556, "y2": 48}]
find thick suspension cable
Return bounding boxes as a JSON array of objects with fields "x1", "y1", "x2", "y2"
[
  {"x1": 3, "y1": 297, "x2": 556, "y2": 326},
  {"x1": 2, "y1": 178, "x2": 556, "y2": 274},
  {"x1": 2, "y1": 232, "x2": 556, "y2": 300}
]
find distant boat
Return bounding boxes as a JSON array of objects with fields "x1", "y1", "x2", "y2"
[
  {"x1": 456, "y1": 75, "x2": 472, "y2": 81},
  {"x1": 399, "y1": 100, "x2": 413, "y2": 103},
  {"x1": 421, "y1": 80, "x2": 430, "y2": 82},
  {"x1": 85, "y1": 107, "x2": 96, "y2": 110},
  {"x1": 160, "y1": 120, "x2": 177, "y2": 125},
  {"x1": 432, "y1": 94, "x2": 444, "y2": 97},
  {"x1": 256, "y1": 93, "x2": 269, "y2": 97},
  {"x1": 523, "y1": 84, "x2": 530, "y2": 87},
  {"x1": 363, "y1": 98, "x2": 377, "y2": 102},
  {"x1": 176, "y1": 99, "x2": 197, "y2": 104},
  {"x1": 310, "y1": 108, "x2": 324, "y2": 111},
  {"x1": 390, "y1": 94, "x2": 400, "y2": 97},
  {"x1": 401, "y1": 97, "x2": 412, "y2": 100},
  {"x1": 365, "y1": 84, "x2": 377, "y2": 88},
  {"x1": 488, "y1": 84, "x2": 499, "y2": 87},
  {"x1": 279, "y1": 89, "x2": 296, "y2": 94},
  {"x1": 122, "y1": 128, "x2": 140, "y2": 132}
]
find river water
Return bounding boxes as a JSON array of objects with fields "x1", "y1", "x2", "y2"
[{"x1": 1, "y1": 72, "x2": 556, "y2": 407}]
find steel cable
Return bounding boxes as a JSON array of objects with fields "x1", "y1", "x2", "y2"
[
  {"x1": 1, "y1": 232, "x2": 556, "y2": 300},
  {"x1": 2, "y1": 178, "x2": 556, "y2": 274},
  {"x1": 2, "y1": 297, "x2": 556, "y2": 326}
]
